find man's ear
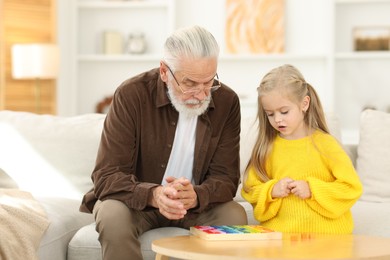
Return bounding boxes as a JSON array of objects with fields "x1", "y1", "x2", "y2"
[
  {"x1": 160, "y1": 61, "x2": 168, "y2": 83},
  {"x1": 302, "y1": 95, "x2": 310, "y2": 112}
]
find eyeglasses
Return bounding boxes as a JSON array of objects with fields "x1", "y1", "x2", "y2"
[{"x1": 164, "y1": 63, "x2": 221, "y2": 95}]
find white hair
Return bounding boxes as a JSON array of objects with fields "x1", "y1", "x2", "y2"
[{"x1": 163, "y1": 25, "x2": 220, "y2": 71}]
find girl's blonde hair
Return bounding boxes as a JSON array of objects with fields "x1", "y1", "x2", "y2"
[{"x1": 243, "y1": 64, "x2": 329, "y2": 190}]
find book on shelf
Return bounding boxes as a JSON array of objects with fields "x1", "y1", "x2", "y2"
[{"x1": 190, "y1": 225, "x2": 282, "y2": 241}]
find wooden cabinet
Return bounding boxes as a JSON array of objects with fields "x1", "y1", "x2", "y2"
[{"x1": 0, "y1": 0, "x2": 57, "y2": 114}]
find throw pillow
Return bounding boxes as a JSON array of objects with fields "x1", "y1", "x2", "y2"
[{"x1": 356, "y1": 109, "x2": 390, "y2": 202}]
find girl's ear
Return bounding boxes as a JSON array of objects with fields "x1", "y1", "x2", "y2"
[{"x1": 302, "y1": 95, "x2": 310, "y2": 112}]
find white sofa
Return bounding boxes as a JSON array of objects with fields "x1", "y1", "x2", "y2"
[{"x1": 0, "y1": 109, "x2": 389, "y2": 260}]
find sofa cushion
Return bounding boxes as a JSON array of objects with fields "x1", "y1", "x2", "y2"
[
  {"x1": 67, "y1": 224, "x2": 189, "y2": 260},
  {"x1": 37, "y1": 197, "x2": 94, "y2": 260},
  {"x1": 356, "y1": 109, "x2": 390, "y2": 202},
  {"x1": 0, "y1": 111, "x2": 105, "y2": 199},
  {"x1": 352, "y1": 200, "x2": 390, "y2": 237}
]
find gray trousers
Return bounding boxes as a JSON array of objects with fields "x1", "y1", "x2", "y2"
[{"x1": 93, "y1": 199, "x2": 248, "y2": 260}]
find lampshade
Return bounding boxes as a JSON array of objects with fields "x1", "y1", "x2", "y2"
[{"x1": 11, "y1": 44, "x2": 59, "y2": 79}]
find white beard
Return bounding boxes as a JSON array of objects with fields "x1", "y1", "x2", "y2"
[{"x1": 167, "y1": 86, "x2": 211, "y2": 118}]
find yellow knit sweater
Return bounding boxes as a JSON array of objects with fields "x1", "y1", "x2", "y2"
[{"x1": 241, "y1": 131, "x2": 363, "y2": 234}]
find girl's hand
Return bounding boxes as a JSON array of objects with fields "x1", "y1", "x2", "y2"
[
  {"x1": 272, "y1": 177, "x2": 294, "y2": 198},
  {"x1": 288, "y1": 180, "x2": 311, "y2": 199}
]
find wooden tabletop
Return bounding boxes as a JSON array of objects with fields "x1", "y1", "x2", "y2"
[{"x1": 152, "y1": 233, "x2": 390, "y2": 260}]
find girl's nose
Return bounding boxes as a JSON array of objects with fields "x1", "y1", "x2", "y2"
[{"x1": 274, "y1": 114, "x2": 282, "y2": 123}]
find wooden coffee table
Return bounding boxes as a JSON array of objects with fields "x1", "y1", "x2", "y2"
[{"x1": 152, "y1": 233, "x2": 390, "y2": 259}]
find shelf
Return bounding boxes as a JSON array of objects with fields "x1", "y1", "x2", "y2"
[
  {"x1": 219, "y1": 53, "x2": 327, "y2": 62},
  {"x1": 78, "y1": 0, "x2": 170, "y2": 9},
  {"x1": 65, "y1": 0, "x2": 389, "y2": 130},
  {"x1": 78, "y1": 53, "x2": 329, "y2": 62},
  {"x1": 78, "y1": 54, "x2": 162, "y2": 62},
  {"x1": 72, "y1": 0, "x2": 175, "y2": 114},
  {"x1": 336, "y1": 0, "x2": 390, "y2": 4},
  {"x1": 335, "y1": 52, "x2": 390, "y2": 60}
]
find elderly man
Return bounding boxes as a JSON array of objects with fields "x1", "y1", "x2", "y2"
[{"x1": 80, "y1": 25, "x2": 247, "y2": 260}]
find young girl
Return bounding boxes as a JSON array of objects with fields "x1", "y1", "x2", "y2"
[{"x1": 242, "y1": 64, "x2": 362, "y2": 234}]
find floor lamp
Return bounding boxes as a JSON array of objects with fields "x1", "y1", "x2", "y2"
[{"x1": 11, "y1": 44, "x2": 59, "y2": 114}]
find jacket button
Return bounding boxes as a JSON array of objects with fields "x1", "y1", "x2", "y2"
[
  {"x1": 160, "y1": 164, "x2": 166, "y2": 168},
  {"x1": 167, "y1": 144, "x2": 172, "y2": 148}
]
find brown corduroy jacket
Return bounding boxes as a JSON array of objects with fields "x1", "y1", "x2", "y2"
[{"x1": 80, "y1": 68, "x2": 241, "y2": 215}]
